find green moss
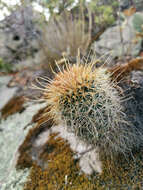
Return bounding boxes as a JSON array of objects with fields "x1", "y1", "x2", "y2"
[{"x1": 0, "y1": 58, "x2": 12, "y2": 73}]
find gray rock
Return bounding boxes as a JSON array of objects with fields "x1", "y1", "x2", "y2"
[
  {"x1": 120, "y1": 0, "x2": 143, "y2": 11},
  {"x1": 0, "y1": 76, "x2": 17, "y2": 110},
  {"x1": 1, "y1": 169, "x2": 30, "y2": 190},
  {"x1": 134, "y1": 0, "x2": 143, "y2": 11},
  {"x1": 121, "y1": 71, "x2": 143, "y2": 151},
  {"x1": 0, "y1": 102, "x2": 46, "y2": 189},
  {"x1": 131, "y1": 71, "x2": 143, "y2": 84},
  {"x1": 92, "y1": 12, "x2": 143, "y2": 58},
  {"x1": 0, "y1": 6, "x2": 45, "y2": 70}
]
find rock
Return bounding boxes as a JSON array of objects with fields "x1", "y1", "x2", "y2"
[
  {"x1": 92, "y1": 12, "x2": 143, "y2": 58},
  {"x1": 0, "y1": 6, "x2": 45, "y2": 70},
  {"x1": 0, "y1": 76, "x2": 18, "y2": 110},
  {"x1": 0, "y1": 70, "x2": 143, "y2": 189},
  {"x1": 134, "y1": 0, "x2": 143, "y2": 11},
  {"x1": 0, "y1": 71, "x2": 47, "y2": 189},
  {"x1": 120, "y1": 0, "x2": 143, "y2": 11},
  {"x1": 123, "y1": 71, "x2": 143, "y2": 146},
  {"x1": 0, "y1": 102, "x2": 46, "y2": 189},
  {"x1": 1, "y1": 169, "x2": 30, "y2": 190}
]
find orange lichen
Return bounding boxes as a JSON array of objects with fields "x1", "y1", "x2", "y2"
[{"x1": 1, "y1": 96, "x2": 25, "y2": 119}]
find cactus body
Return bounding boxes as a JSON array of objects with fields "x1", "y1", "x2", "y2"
[{"x1": 43, "y1": 61, "x2": 137, "y2": 157}]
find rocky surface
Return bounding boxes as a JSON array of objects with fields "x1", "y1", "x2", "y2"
[
  {"x1": 0, "y1": 73, "x2": 47, "y2": 190},
  {"x1": 0, "y1": 100, "x2": 47, "y2": 189},
  {"x1": 0, "y1": 66, "x2": 143, "y2": 190},
  {"x1": 0, "y1": 76, "x2": 18, "y2": 109},
  {"x1": 92, "y1": 12, "x2": 143, "y2": 58},
  {"x1": 0, "y1": 6, "x2": 45, "y2": 70},
  {"x1": 120, "y1": 0, "x2": 143, "y2": 11},
  {"x1": 1, "y1": 169, "x2": 30, "y2": 190},
  {"x1": 0, "y1": 3, "x2": 143, "y2": 190}
]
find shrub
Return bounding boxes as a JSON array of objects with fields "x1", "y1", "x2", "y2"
[{"x1": 133, "y1": 13, "x2": 143, "y2": 33}]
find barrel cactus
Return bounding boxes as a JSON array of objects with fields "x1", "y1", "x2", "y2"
[{"x1": 42, "y1": 60, "x2": 137, "y2": 157}]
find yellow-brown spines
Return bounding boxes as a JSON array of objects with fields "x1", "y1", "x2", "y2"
[
  {"x1": 42, "y1": 61, "x2": 137, "y2": 157},
  {"x1": 43, "y1": 63, "x2": 97, "y2": 123}
]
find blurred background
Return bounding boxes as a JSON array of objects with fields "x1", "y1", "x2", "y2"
[{"x1": 0, "y1": 0, "x2": 143, "y2": 73}]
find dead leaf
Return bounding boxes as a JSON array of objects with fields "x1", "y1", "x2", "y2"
[
  {"x1": 109, "y1": 57, "x2": 143, "y2": 81},
  {"x1": 123, "y1": 6, "x2": 136, "y2": 17}
]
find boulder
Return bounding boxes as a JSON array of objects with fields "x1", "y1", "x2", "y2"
[
  {"x1": 92, "y1": 12, "x2": 143, "y2": 58},
  {"x1": 120, "y1": 0, "x2": 143, "y2": 11},
  {"x1": 0, "y1": 76, "x2": 17, "y2": 109},
  {"x1": 0, "y1": 102, "x2": 46, "y2": 189},
  {"x1": 0, "y1": 6, "x2": 45, "y2": 70}
]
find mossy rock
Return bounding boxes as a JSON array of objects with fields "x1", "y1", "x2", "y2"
[{"x1": 16, "y1": 119, "x2": 143, "y2": 190}]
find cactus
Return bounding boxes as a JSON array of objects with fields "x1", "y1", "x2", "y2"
[{"x1": 42, "y1": 59, "x2": 137, "y2": 157}]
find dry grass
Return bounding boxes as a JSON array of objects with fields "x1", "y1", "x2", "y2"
[{"x1": 39, "y1": 10, "x2": 92, "y2": 66}]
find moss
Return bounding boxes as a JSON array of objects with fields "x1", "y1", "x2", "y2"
[
  {"x1": 0, "y1": 58, "x2": 12, "y2": 73},
  {"x1": 1, "y1": 96, "x2": 25, "y2": 119},
  {"x1": 16, "y1": 107, "x2": 143, "y2": 189},
  {"x1": 21, "y1": 132, "x2": 143, "y2": 190},
  {"x1": 21, "y1": 129, "x2": 143, "y2": 190},
  {"x1": 88, "y1": 150, "x2": 143, "y2": 190},
  {"x1": 24, "y1": 133, "x2": 96, "y2": 190}
]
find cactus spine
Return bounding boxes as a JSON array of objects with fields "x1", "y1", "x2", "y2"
[{"x1": 43, "y1": 60, "x2": 137, "y2": 157}]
